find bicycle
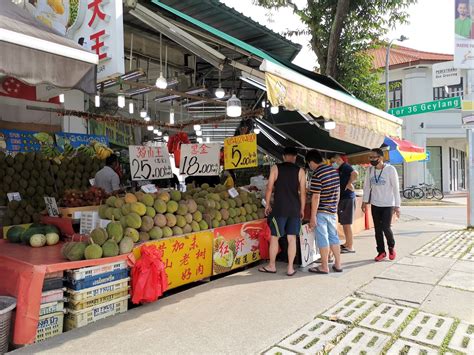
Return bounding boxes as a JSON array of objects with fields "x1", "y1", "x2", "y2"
[
  {"x1": 418, "y1": 183, "x2": 444, "y2": 200},
  {"x1": 401, "y1": 185, "x2": 424, "y2": 199}
]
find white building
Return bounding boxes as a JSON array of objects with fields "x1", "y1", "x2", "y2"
[{"x1": 370, "y1": 46, "x2": 467, "y2": 193}]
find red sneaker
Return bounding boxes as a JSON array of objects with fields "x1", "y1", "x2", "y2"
[
  {"x1": 374, "y1": 252, "x2": 386, "y2": 262},
  {"x1": 389, "y1": 248, "x2": 396, "y2": 260}
]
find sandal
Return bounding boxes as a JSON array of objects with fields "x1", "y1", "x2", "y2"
[
  {"x1": 308, "y1": 267, "x2": 329, "y2": 274},
  {"x1": 332, "y1": 265, "x2": 343, "y2": 273},
  {"x1": 258, "y1": 266, "x2": 276, "y2": 274}
]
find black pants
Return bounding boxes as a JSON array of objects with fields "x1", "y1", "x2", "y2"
[{"x1": 371, "y1": 206, "x2": 395, "y2": 253}]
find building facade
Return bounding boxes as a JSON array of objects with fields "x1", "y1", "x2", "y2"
[{"x1": 370, "y1": 46, "x2": 467, "y2": 193}]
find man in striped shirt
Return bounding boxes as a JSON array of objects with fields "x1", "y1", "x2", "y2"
[{"x1": 306, "y1": 150, "x2": 342, "y2": 274}]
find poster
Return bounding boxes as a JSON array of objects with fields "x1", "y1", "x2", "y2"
[
  {"x1": 179, "y1": 143, "x2": 220, "y2": 176},
  {"x1": 299, "y1": 224, "x2": 319, "y2": 267},
  {"x1": 89, "y1": 120, "x2": 135, "y2": 147},
  {"x1": 129, "y1": 145, "x2": 173, "y2": 181},
  {"x1": 133, "y1": 232, "x2": 213, "y2": 290},
  {"x1": 454, "y1": 0, "x2": 474, "y2": 68},
  {"x1": 0, "y1": 129, "x2": 43, "y2": 153},
  {"x1": 212, "y1": 220, "x2": 266, "y2": 275},
  {"x1": 223, "y1": 134, "x2": 258, "y2": 170},
  {"x1": 55, "y1": 132, "x2": 108, "y2": 150}
]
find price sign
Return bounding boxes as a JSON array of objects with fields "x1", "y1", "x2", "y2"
[
  {"x1": 7, "y1": 192, "x2": 21, "y2": 202},
  {"x1": 228, "y1": 188, "x2": 239, "y2": 198},
  {"x1": 44, "y1": 196, "x2": 59, "y2": 217},
  {"x1": 224, "y1": 133, "x2": 258, "y2": 170},
  {"x1": 141, "y1": 184, "x2": 158, "y2": 193},
  {"x1": 129, "y1": 145, "x2": 173, "y2": 181},
  {"x1": 179, "y1": 143, "x2": 220, "y2": 176}
]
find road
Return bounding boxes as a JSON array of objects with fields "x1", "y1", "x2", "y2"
[{"x1": 402, "y1": 205, "x2": 467, "y2": 227}]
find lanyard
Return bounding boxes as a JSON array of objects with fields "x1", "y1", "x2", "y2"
[{"x1": 373, "y1": 165, "x2": 385, "y2": 184}]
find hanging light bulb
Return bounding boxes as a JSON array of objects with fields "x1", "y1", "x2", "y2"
[
  {"x1": 140, "y1": 108, "x2": 147, "y2": 118},
  {"x1": 197, "y1": 137, "x2": 203, "y2": 144},
  {"x1": 157, "y1": 131, "x2": 163, "y2": 137},
  {"x1": 270, "y1": 106, "x2": 279, "y2": 114},
  {"x1": 170, "y1": 108, "x2": 175, "y2": 124},
  {"x1": 254, "y1": 128, "x2": 261, "y2": 134},
  {"x1": 144, "y1": 116, "x2": 150, "y2": 122},
  {"x1": 215, "y1": 86, "x2": 225, "y2": 99},
  {"x1": 261, "y1": 100, "x2": 266, "y2": 108},
  {"x1": 147, "y1": 125, "x2": 154, "y2": 131},
  {"x1": 117, "y1": 89, "x2": 125, "y2": 108},
  {"x1": 153, "y1": 129, "x2": 159, "y2": 134},
  {"x1": 129, "y1": 102, "x2": 134, "y2": 114},
  {"x1": 94, "y1": 94, "x2": 100, "y2": 107},
  {"x1": 155, "y1": 72, "x2": 168, "y2": 89},
  {"x1": 59, "y1": 94, "x2": 65, "y2": 103},
  {"x1": 206, "y1": 137, "x2": 211, "y2": 143},
  {"x1": 193, "y1": 124, "x2": 201, "y2": 131},
  {"x1": 196, "y1": 130, "x2": 202, "y2": 136},
  {"x1": 227, "y1": 94, "x2": 242, "y2": 117}
]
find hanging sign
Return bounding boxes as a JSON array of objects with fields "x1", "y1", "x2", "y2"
[
  {"x1": 179, "y1": 143, "x2": 220, "y2": 176},
  {"x1": 44, "y1": 197, "x2": 60, "y2": 217},
  {"x1": 224, "y1": 134, "x2": 258, "y2": 170},
  {"x1": 129, "y1": 145, "x2": 173, "y2": 181},
  {"x1": 55, "y1": 132, "x2": 108, "y2": 151}
]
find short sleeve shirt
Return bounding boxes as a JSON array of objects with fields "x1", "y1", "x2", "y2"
[
  {"x1": 310, "y1": 165, "x2": 340, "y2": 214},
  {"x1": 338, "y1": 163, "x2": 355, "y2": 200},
  {"x1": 94, "y1": 166, "x2": 120, "y2": 193}
]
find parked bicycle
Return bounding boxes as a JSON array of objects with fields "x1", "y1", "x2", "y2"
[
  {"x1": 401, "y1": 185, "x2": 424, "y2": 200},
  {"x1": 418, "y1": 183, "x2": 444, "y2": 200}
]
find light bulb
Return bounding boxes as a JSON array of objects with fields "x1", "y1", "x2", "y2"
[
  {"x1": 206, "y1": 137, "x2": 210, "y2": 143},
  {"x1": 196, "y1": 130, "x2": 202, "y2": 136},
  {"x1": 164, "y1": 135, "x2": 169, "y2": 142},
  {"x1": 254, "y1": 128, "x2": 261, "y2": 134},
  {"x1": 215, "y1": 87, "x2": 225, "y2": 99},
  {"x1": 270, "y1": 106, "x2": 279, "y2": 114},
  {"x1": 261, "y1": 100, "x2": 266, "y2": 108},
  {"x1": 157, "y1": 131, "x2": 163, "y2": 137},
  {"x1": 94, "y1": 95, "x2": 100, "y2": 107},
  {"x1": 153, "y1": 129, "x2": 159, "y2": 134},
  {"x1": 129, "y1": 102, "x2": 134, "y2": 114},
  {"x1": 147, "y1": 125, "x2": 154, "y2": 131},
  {"x1": 197, "y1": 137, "x2": 203, "y2": 144},
  {"x1": 144, "y1": 116, "x2": 150, "y2": 122},
  {"x1": 324, "y1": 120, "x2": 336, "y2": 130},
  {"x1": 226, "y1": 94, "x2": 242, "y2": 117},
  {"x1": 155, "y1": 72, "x2": 168, "y2": 89},
  {"x1": 59, "y1": 94, "x2": 65, "y2": 103},
  {"x1": 170, "y1": 108, "x2": 175, "y2": 124},
  {"x1": 117, "y1": 92, "x2": 125, "y2": 108},
  {"x1": 193, "y1": 124, "x2": 201, "y2": 131},
  {"x1": 140, "y1": 108, "x2": 147, "y2": 118}
]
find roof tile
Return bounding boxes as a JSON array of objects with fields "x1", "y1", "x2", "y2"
[{"x1": 368, "y1": 45, "x2": 453, "y2": 69}]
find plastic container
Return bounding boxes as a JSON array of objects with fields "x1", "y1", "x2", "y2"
[
  {"x1": 0, "y1": 296, "x2": 16, "y2": 354},
  {"x1": 66, "y1": 261, "x2": 128, "y2": 281},
  {"x1": 35, "y1": 312, "x2": 64, "y2": 343},
  {"x1": 39, "y1": 301, "x2": 64, "y2": 317},
  {"x1": 41, "y1": 289, "x2": 65, "y2": 304},
  {"x1": 65, "y1": 269, "x2": 129, "y2": 291},
  {"x1": 66, "y1": 278, "x2": 130, "y2": 302},
  {"x1": 65, "y1": 295, "x2": 129, "y2": 330},
  {"x1": 67, "y1": 288, "x2": 129, "y2": 311}
]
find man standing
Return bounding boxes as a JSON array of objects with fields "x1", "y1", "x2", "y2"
[
  {"x1": 455, "y1": 1, "x2": 472, "y2": 38},
  {"x1": 306, "y1": 150, "x2": 342, "y2": 274},
  {"x1": 331, "y1": 154, "x2": 358, "y2": 253},
  {"x1": 95, "y1": 155, "x2": 121, "y2": 194},
  {"x1": 362, "y1": 148, "x2": 401, "y2": 261},
  {"x1": 259, "y1": 147, "x2": 306, "y2": 276}
]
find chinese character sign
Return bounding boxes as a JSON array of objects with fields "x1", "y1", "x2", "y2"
[
  {"x1": 55, "y1": 132, "x2": 108, "y2": 151},
  {"x1": 179, "y1": 143, "x2": 221, "y2": 176},
  {"x1": 0, "y1": 129, "x2": 43, "y2": 153},
  {"x1": 224, "y1": 134, "x2": 258, "y2": 170},
  {"x1": 129, "y1": 145, "x2": 173, "y2": 181},
  {"x1": 133, "y1": 231, "x2": 213, "y2": 290}
]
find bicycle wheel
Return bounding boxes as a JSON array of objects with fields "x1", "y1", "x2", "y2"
[
  {"x1": 425, "y1": 188, "x2": 434, "y2": 199},
  {"x1": 432, "y1": 188, "x2": 444, "y2": 200},
  {"x1": 402, "y1": 189, "x2": 413, "y2": 199},
  {"x1": 412, "y1": 188, "x2": 424, "y2": 199}
]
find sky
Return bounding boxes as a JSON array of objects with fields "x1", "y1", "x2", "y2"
[{"x1": 222, "y1": 0, "x2": 454, "y2": 71}]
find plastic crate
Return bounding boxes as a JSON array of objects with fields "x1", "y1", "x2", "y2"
[
  {"x1": 67, "y1": 288, "x2": 129, "y2": 311},
  {"x1": 35, "y1": 312, "x2": 64, "y2": 343},
  {"x1": 65, "y1": 269, "x2": 129, "y2": 291},
  {"x1": 66, "y1": 278, "x2": 130, "y2": 302},
  {"x1": 41, "y1": 289, "x2": 65, "y2": 304},
  {"x1": 66, "y1": 261, "x2": 128, "y2": 281},
  {"x1": 45, "y1": 271, "x2": 63, "y2": 280},
  {"x1": 39, "y1": 301, "x2": 64, "y2": 317},
  {"x1": 64, "y1": 295, "x2": 129, "y2": 330},
  {"x1": 42, "y1": 277, "x2": 64, "y2": 292}
]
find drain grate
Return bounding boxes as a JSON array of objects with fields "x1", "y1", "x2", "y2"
[
  {"x1": 329, "y1": 327, "x2": 390, "y2": 354},
  {"x1": 360, "y1": 303, "x2": 413, "y2": 334},
  {"x1": 448, "y1": 321, "x2": 474, "y2": 354},
  {"x1": 322, "y1": 297, "x2": 377, "y2": 323},
  {"x1": 400, "y1": 312, "x2": 454, "y2": 347}
]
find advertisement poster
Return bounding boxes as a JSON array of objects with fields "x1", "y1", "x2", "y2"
[
  {"x1": 179, "y1": 143, "x2": 220, "y2": 176},
  {"x1": 133, "y1": 232, "x2": 214, "y2": 290},
  {"x1": 213, "y1": 220, "x2": 266, "y2": 275},
  {"x1": 454, "y1": 0, "x2": 474, "y2": 68},
  {"x1": 89, "y1": 120, "x2": 135, "y2": 147},
  {"x1": 0, "y1": 129, "x2": 43, "y2": 153},
  {"x1": 299, "y1": 224, "x2": 319, "y2": 268},
  {"x1": 224, "y1": 134, "x2": 258, "y2": 170},
  {"x1": 55, "y1": 132, "x2": 108, "y2": 150},
  {"x1": 129, "y1": 145, "x2": 173, "y2": 181}
]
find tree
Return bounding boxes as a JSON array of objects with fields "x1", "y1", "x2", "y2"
[{"x1": 254, "y1": 0, "x2": 417, "y2": 109}]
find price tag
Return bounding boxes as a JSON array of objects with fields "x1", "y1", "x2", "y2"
[
  {"x1": 224, "y1": 133, "x2": 258, "y2": 170},
  {"x1": 89, "y1": 178, "x2": 95, "y2": 186},
  {"x1": 129, "y1": 145, "x2": 173, "y2": 181},
  {"x1": 179, "y1": 143, "x2": 220, "y2": 176},
  {"x1": 228, "y1": 187, "x2": 239, "y2": 198},
  {"x1": 7, "y1": 192, "x2": 21, "y2": 202},
  {"x1": 44, "y1": 196, "x2": 59, "y2": 217},
  {"x1": 141, "y1": 184, "x2": 158, "y2": 193},
  {"x1": 261, "y1": 198, "x2": 267, "y2": 207}
]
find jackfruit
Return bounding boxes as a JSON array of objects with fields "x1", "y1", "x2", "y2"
[
  {"x1": 119, "y1": 236, "x2": 134, "y2": 254},
  {"x1": 126, "y1": 213, "x2": 142, "y2": 229},
  {"x1": 146, "y1": 206, "x2": 156, "y2": 218},
  {"x1": 149, "y1": 226, "x2": 163, "y2": 240},
  {"x1": 106, "y1": 222, "x2": 123, "y2": 243},
  {"x1": 90, "y1": 228, "x2": 108, "y2": 246},
  {"x1": 166, "y1": 200, "x2": 179, "y2": 213},
  {"x1": 102, "y1": 240, "x2": 119, "y2": 257},
  {"x1": 170, "y1": 190, "x2": 181, "y2": 202},
  {"x1": 162, "y1": 226, "x2": 173, "y2": 238},
  {"x1": 154, "y1": 199, "x2": 167, "y2": 214},
  {"x1": 140, "y1": 216, "x2": 154, "y2": 232},
  {"x1": 131, "y1": 202, "x2": 147, "y2": 216},
  {"x1": 172, "y1": 226, "x2": 183, "y2": 236},
  {"x1": 124, "y1": 227, "x2": 140, "y2": 243},
  {"x1": 84, "y1": 243, "x2": 103, "y2": 259},
  {"x1": 154, "y1": 214, "x2": 167, "y2": 228},
  {"x1": 124, "y1": 193, "x2": 138, "y2": 204},
  {"x1": 141, "y1": 193, "x2": 154, "y2": 207},
  {"x1": 165, "y1": 213, "x2": 177, "y2": 227}
]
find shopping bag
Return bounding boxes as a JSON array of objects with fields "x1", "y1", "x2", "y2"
[{"x1": 131, "y1": 244, "x2": 168, "y2": 304}]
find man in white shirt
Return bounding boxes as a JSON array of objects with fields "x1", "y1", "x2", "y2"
[
  {"x1": 362, "y1": 148, "x2": 401, "y2": 262},
  {"x1": 94, "y1": 155, "x2": 121, "y2": 194}
]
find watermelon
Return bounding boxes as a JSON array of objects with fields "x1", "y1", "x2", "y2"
[
  {"x1": 43, "y1": 225, "x2": 60, "y2": 235},
  {"x1": 6, "y1": 226, "x2": 25, "y2": 243},
  {"x1": 21, "y1": 227, "x2": 47, "y2": 244}
]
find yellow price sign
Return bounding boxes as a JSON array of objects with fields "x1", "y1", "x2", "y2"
[{"x1": 224, "y1": 133, "x2": 258, "y2": 170}]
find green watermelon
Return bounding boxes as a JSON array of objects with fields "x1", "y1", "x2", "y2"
[
  {"x1": 21, "y1": 227, "x2": 47, "y2": 244},
  {"x1": 43, "y1": 225, "x2": 59, "y2": 235},
  {"x1": 6, "y1": 226, "x2": 25, "y2": 243}
]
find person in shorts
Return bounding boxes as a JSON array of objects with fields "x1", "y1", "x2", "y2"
[
  {"x1": 259, "y1": 147, "x2": 306, "y2": 276},
  {"x1": 306, "y1": 150, "x2": 342, "y2": 274}
]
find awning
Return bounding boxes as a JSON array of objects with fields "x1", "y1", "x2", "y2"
[
  {"x1": 0, "y1": 1, "x2": 98, "y2": 94},
  {"x1": 384, "y1": 137, "x2": 426, "y2": 164}
]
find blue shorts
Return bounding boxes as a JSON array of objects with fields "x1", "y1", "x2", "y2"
[
  {"x1": 315, "y1": 213, "x2": 339, "y2": 248},
  {"x1": 268, "y1": 216, "x2": 301, "y2": 237}
]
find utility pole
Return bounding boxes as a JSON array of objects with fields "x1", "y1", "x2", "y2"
[
  {"x1": 465, "y1": 69, "x2": 474, "y2": 228},
  {"x1": 385, "y1": 36, "x2": 408, "y2": 112}
]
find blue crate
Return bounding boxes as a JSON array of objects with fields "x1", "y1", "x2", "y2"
[{"x1": 65, "y1": 268, "x2": 129, "y2": 291}]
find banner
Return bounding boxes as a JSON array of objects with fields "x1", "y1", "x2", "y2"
[
  {"x1": 179, "y1": 143, "x2": 220, "y2": 176},
  {"x1": 299, "y1": 224, "x2": 319, "y2": 267},
  {"x1": 329, "y1": 123, "x2": 384, "y2": 149},
  {"x1": 55, "y1": 132, "x2": 108, "y2": 150},
  {"x1": 129, "y1": 145, "x2": 173, "y2": 181},
  {"x1": 212, "y1": 220, "x2": 266, "y2": 275},
  {"x1": 454, "y1": 0, "x2": 474, "y2": 68},
  {"x1": 223, "y1": 134, "x2": 258, "y2": 170},
  {"x1": 0, "y1": 129, "x2": 43, "y2": 153},
  {"x1": 89, "y1": 120, "x2": 135, "y2": 147},
  {"x1": 133, "y1": 232, "x2": 213, "y2": 290}
]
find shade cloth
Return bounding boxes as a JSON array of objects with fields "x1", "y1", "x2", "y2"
[
  {"x1": 0, "y1": 1, "x2": 97, "y2": 94},
  {"x1": 384, "y1": 136, "x2": 426, "y2": 164}
]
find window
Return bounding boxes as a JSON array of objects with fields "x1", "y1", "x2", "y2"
[
  {"x1": 388, "y1": 80, "x2": 402, "y2": 108},
  {"x1": 433, "y1": 78, "x2": 464, "y2": 100}
]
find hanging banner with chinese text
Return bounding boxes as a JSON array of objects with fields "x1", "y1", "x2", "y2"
[
  {"x1": 129, "y1": 145, "x2": 173, "y2": 181},
  {"x1": 133, "y1": 231, "x2": 213, "y2": 290},
  {"x1": 213, "y1": 220, "x2": 266, "y2": 275},
  {"x1": 223, "y1": 134, "x2": 258, "y2": 170},
  {"x1": 179, "y1": 143, "x2": 220, "y2": 176},
  {"x1": 0, "y1": 129, "x2": 43, "y2": 153},
  {"x1": 55, "y1": 132, "x2": 108, "y2": 151}
]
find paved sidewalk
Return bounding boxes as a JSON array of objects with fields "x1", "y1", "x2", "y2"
[{"x1": 12, "y1": 219, "x2": 468, "y2": 354}]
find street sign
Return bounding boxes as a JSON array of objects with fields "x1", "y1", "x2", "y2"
[{"x1": 389, "y1": 97, "x2": 461, "y2": 117}]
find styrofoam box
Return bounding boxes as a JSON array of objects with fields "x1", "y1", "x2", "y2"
[
  {"x1": 79, "y1": 212, "x2": 99, "y2": 235},
  {"x1": 67, "y1": 288, "x2": 129, "y2": 311},
  {"x1": 41, "y1": 288, "x2": 65, "y2": 304},
  {"x1": 64, "y1": 295, "x2": 129, "y2": 330},
  {"x1": 35, "y1": 312, "x2": 64, "y2": 343},
  {"x1": 39, "y1": 301, "x2": 64, "y2": 317},
  {"x1": 66, "y1": 278, "x2": 130, "y2": 302},
  {"x1": 65, "y1": 269, "x2": 129, "y2": 291},
  {"x1": 67, "y1": 261, "x2": 128, "y2": 281}
]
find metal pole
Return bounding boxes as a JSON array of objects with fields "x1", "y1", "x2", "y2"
[
  {"x1": 468, "y1": 128, "x2": 474, "y2": 227},
  {"x1": 385, "y1": 41, "x2": 393, "y2": 112}
]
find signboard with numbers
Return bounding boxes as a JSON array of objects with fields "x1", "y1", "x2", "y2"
[
  {"x1": 129, "y1": 145, "x2": 173, "y2": 181},
  {"x1": 299, "y1": 224, "x2": 319, "y2": 267},
  {"x1": 0, "y1": 129, "x2": 42, "y2": 153},
  {"x1": 224, "y1": 134, "x2": 258, "y2": 170},
  {"x1": 44, "y1": 197, "x2": 60, "y2": 217},
  {"x1": 179, "y1": 143, "x2": 220, "y2": 176}
]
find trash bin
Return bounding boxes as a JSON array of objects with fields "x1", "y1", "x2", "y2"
[{"x1": 0, "y1": 296, "x2": 16, "y2": 354}]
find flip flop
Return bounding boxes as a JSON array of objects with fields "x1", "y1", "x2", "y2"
[
  {"x1": 332, "y1": 265, "x2": 343, "y2": 273},
  {"x1": 258, "y1": 266, "x2": 276, "y2": 274},
  {"x1": 308, "y1": 267, "x2": 329, "y2": 274},
  {"x1": 341, "y1": 248, "x2": 356, "y2": 254},
  {"x1": 287, "y1": 270, "x2": 297, "y2": 277}
]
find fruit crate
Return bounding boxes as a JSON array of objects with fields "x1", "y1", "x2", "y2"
[
  {"x1": 66, "y1": 278, "x2": 130, "y2": 302},
  {"x1": 66, "y1": 261, "x2": 128, "y2": 281},
  {"x1": 64, "y1": 295, "x2": 129, "y2": 330},
  {"x1": 67, "y1": 288, "x2": 129, "y2": 311},
  {"x1": 35, "y1": 312, "x2": 64, "y2": 343},
  {"x1": 39, "y1": 301, "x2": 64, "y2": 317},
  {"x1": 42, "y1": 277, "x2": 64, "y2": 292},
  {"x1": 59, "y1": 206, "x2": 100, "y2": 219},
  {"x1": 65, "y1": 268, "x2": 129, "y2": 291},
  {"x1": 41, "y1": 289, "x2": 65, "y2": 304}
]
